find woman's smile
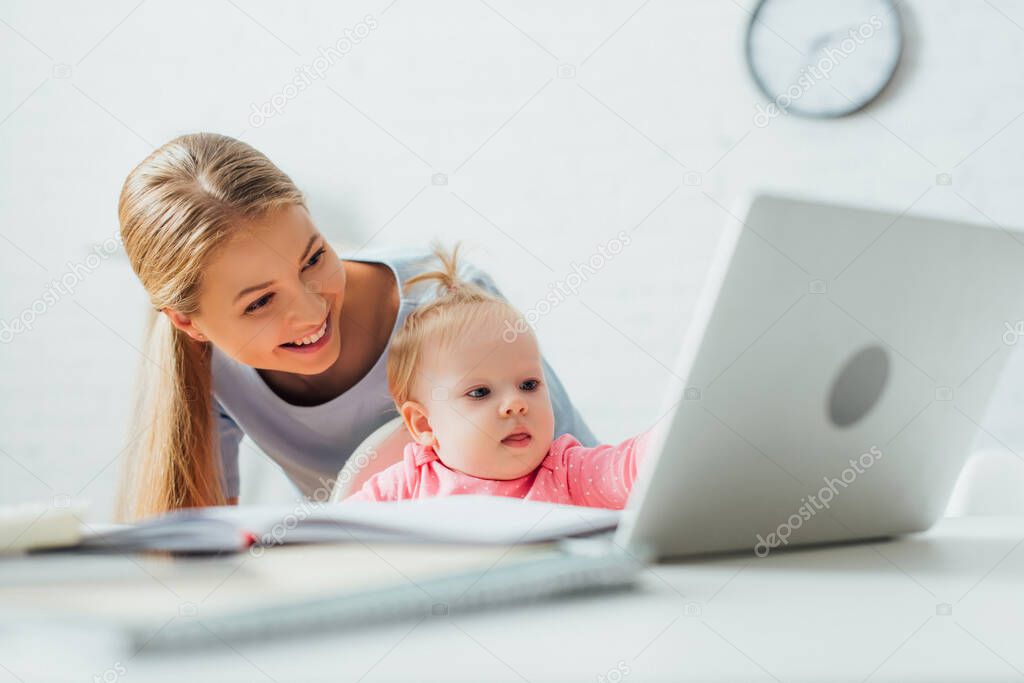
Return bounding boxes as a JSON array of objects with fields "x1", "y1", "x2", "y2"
[{"x1": 279, "y1": 309, "x2": 333, "y2": 355}]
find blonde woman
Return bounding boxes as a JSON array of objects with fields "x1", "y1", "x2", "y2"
[{"x1": 116, "y1": 132, "x2": 595, "y2": 521}]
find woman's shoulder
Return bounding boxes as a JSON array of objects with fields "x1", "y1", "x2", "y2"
[
  {"x1": 341, "y1": 245, "x2": 434, "y2": 279},
  {"x1": 343, "y1": 244, "x2": 500, "y2": 301}
]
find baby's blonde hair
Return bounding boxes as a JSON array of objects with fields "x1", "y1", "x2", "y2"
[{"x1": 387, "y1": 243, "x2": 525, "y2": 405}]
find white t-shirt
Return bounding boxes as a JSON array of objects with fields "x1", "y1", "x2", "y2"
[{"x1": 211, "y1": 245, "x2": 597, "y2": 499}]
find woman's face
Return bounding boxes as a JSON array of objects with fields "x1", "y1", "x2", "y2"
[{"x1": 165, "y1": 204, "x2": 347, "y2": 375}]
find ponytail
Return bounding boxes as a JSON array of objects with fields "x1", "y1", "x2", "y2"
[
  {"x1": 386, "y1": 241, "x2": 523, "y2": 405},
  {"x1": 115, "y1": 309, "x2": 225, "y2": 521},
  {"x1": 403, "y1": 242, "x2": 475, "y2": 298}
]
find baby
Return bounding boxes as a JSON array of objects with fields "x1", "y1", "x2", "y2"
[{"x1": 344, "y1": 244, "x2": 653, "y2": 509}]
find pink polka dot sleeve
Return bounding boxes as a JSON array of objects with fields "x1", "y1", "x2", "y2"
[{"x1": 550, "y1": 430, "x2": 654, "y2": 508}]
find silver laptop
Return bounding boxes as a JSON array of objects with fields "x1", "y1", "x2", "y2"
[{"x1": 616, "y1": 191, "x2": 1024, "y2": 559}]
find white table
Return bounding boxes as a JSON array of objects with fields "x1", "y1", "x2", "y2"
[{"x1": 1, "y1": 516, "x2": 1022, "y2": 682}]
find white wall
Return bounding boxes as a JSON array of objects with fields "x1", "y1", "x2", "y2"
[{"x1": 3, "y1": 0, "x2": 1024, "y2": 518}]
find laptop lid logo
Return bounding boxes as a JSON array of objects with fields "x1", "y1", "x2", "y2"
[{"x1": 828, "y1": 345, "x2": 890, "y2": 427}]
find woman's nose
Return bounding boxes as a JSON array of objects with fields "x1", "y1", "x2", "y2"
[{"x1": 293, "y1": 290, "x2": 327, "y2": 326}]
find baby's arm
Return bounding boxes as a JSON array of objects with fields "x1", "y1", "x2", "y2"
[
  {"x1": 343, "y1": 460, "x2": 410, "y2": 502},
  {"x1": 558, "y1": 431, "x2": 654, "y2": 508}
]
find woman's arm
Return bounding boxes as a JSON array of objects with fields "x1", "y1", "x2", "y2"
[
  {"x1": 213, "y1": 396, "x2": 244, "y2": 501},
  {"x1": 540, "y1": 355, "x2": 597, "y2": 446}
]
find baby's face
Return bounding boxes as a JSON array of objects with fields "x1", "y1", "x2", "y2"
[{"x1": 410, "y1": 319, "x2": 555, "y2": 480}]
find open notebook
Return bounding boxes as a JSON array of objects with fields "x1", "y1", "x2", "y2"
[
  {"x1": 3, "y1": 498, "x2": 636, "y2": 651},
  {"x1": 74, "y1": 496, "x2": 621, "y2": 553}
]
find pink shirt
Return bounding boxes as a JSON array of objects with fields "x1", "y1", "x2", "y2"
[{"x1": 344, "y1": 431, "x2": 653, "y2": 509}]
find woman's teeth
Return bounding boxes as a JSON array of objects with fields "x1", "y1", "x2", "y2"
[{"x1": 288, "y1": 320, "x2": 327, "y2": 346}]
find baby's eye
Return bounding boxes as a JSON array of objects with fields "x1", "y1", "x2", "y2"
[
  {"x1": 520, "y1": 379, "x2": 540, "y2": 391},
  {"x1": 466, "y1": 387, "x2": 490, "y2": 399}
]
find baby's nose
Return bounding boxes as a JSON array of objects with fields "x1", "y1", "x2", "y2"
[{"x1": 501, "y1": 397, "x2": 528, "y2": 416}]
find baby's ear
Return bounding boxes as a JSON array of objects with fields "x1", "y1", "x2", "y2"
[{"x1": 399, "y1": 400, "x2": 434, "y2": 446}]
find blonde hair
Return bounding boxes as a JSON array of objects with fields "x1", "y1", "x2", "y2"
[
  {"x1": 116, "y1": 132, "x2": 305, "y2": 521},
  {"x1": 386, "y1": 243, "x2": 524, "y2": 405}
]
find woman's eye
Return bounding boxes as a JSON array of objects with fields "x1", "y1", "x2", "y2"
[
  {"x1": 243, "y1": 246, "x2": 325, "y2": 315},
  {"x1": 303, "y1": 247, "x2": 325, "y2": 270},
  {"x1": 244, "y1": 293, "x2": 273, "y2": 314},
  {"x1": 466, "y1": 387, "x2": 490, "y2": 399}
]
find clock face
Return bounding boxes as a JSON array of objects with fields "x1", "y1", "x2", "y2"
[{"x1": 746, "y1": 0, "x2": 903, "y2": 118}]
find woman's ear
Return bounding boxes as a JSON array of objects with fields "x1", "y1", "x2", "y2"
[
  {"x1": 400, "y1": 400, "x2": 435, "y2": 446},
  {"x1": 162, "y1": 307, "x2": 208, "y2": 342}
]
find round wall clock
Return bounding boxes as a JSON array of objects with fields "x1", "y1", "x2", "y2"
[{"x1": 746, "y1": 0, "x2": 903, "y2": 118}]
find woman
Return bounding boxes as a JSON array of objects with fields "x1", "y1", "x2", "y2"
[{"x1": 116, "y1": 132, "x2": 595, "y2": 520}]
